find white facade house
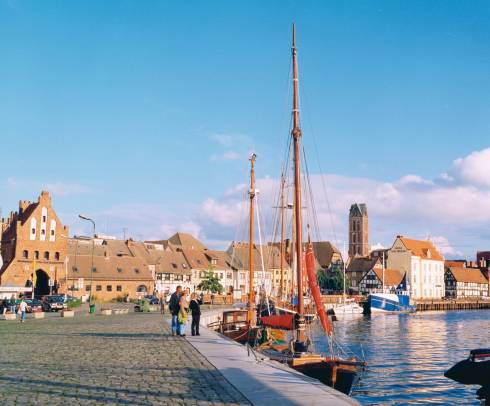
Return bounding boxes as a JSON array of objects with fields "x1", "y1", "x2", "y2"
[{"x1": 387, "y1": 236, "x2": 445, "y2": 299}]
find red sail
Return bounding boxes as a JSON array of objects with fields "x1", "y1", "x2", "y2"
[
  {"x1": 259, "y1": 313, "x2": 295, "y2": 330},
  {"x1": 305, "y1": 242, "x2": 333, "y2": 336}
]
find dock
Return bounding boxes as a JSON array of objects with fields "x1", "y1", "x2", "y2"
[
  {"x1": 416, "y1": 300, "x2": 490, "y2": 311},
  {"x1": 187, "y1": 311, "x2": 360, "y2": 406}
]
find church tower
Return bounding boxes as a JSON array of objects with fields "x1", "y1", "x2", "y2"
[{"x1": 349, "y1": 203, "x2": 369, "y2": 257}]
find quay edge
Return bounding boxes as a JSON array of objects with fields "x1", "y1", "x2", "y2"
[{"x1": 187, "y1": 309, "x2": 360, "y2": 406}]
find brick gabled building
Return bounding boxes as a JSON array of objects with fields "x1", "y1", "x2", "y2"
[{"x1": 0, "y1": 191, "x2": 69, "y2": 296}]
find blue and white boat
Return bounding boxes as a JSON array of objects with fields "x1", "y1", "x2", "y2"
[{"x1": 367, "y1": 292, "x2": 416, "y2": 313}]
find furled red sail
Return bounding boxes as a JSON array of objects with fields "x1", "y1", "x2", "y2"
[
  {"x1": 305, "y1": 242, "x2": 333, "y2": 336},
  {"x1": 259, "y1": 313, "x2": 295, "y2": 330}
]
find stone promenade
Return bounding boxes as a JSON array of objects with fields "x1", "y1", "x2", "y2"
[{"x1": 0, "y1": 313, "x2": 250, "y2": 405}]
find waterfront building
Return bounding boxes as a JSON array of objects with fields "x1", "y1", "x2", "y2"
[
  {"x1": 387, "y1": 236, "x2": 445, "y2": 299},
  {"x1": 358, "y1": 268, "x2": 406, "y2": 295},
  {"x1": 444, "y1": 266, "x2": 489, "y2": 299},
  {"x1": 0, "y1": 191, "x2": 69, "y2": 297},
  {"x1": 348, "y1": 203, "x2": 369, "y2": 257},
  {"x1": 66, "y1": 237, "x2": 154, "y2": 301},
  {"x1": 204, "y1": 250, "x2": 235, "y2": 294},
  {"x1": 345, "y1": 256, "x2": 381, "y2": 293}
]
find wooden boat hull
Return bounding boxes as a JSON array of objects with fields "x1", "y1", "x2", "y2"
[
  {"x1": 260, "y1": 349, "x2": 361, "y2": 395},
  {"x1": 290, "y1": 356, "x2": 359, "y2": 395}
]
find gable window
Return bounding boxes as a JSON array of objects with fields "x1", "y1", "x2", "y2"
[
  {"x1": 72, "y1": 266, "x2": 78, "y2": 273},
  {"x1": 30, "y1": 218, "x2": 37, "y2": 241},
  {"x1": 171, "y1": 263, "x2": 177, "y2": 269},
  {"x1": 117, "y1": 268, "x2": 123, "y2": 273},
  {"x1": 42, "y1": 215, "x2": 46, "y2": 223},
  {"x1": 134, "y1": 268, "x2": 140, "y2": 274},
  {"x1": 182, "y1": 263, "x2": 187, "y2": 269},
  {"x1": 92, "y1": 267, "x2": 97, "y2": 273},
  {"x1": 44, "y1": 251, "x2": 49, "y2": 260},
  {"x1": 34, "y1": 251, "x2": 39, "y2": 260},
  {"x1": 197, "y1": 259, "x2": 202, "y2": 265},
  {"x1": 55, "y1": 252, "x2": 60, "y2": 261}
]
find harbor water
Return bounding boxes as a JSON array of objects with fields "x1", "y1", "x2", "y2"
[{"x1": 310, "y1": 309, "x2": 489, "y2": 405}]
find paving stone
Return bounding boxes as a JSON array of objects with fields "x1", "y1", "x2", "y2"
[{"x1": 0, "y1": 313, "x2": 250, "y2": 405}]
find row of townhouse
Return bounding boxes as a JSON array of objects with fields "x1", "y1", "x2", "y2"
[
  {"x1": 348, "y1": 235, "x2": 490, "y2": 300},
  {"x1": 0, "y1": 191, "x2": 343, "y2": 301}
]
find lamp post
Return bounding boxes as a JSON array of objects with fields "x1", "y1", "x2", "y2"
[{"x1": 79, "y1": 214, "x2": 96, "y2": 312}]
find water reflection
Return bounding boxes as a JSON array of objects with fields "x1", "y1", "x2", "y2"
[{"x1": 312, "y1": 310, "x2": 489, "y2": 405}]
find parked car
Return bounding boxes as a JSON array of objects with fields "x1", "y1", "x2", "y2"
[
  {"x1": 25, "y1": 299, "x2": 43, "y2": 313},
  {"x1": 144, "y1": 295, "x2": 160, "y2": 305},
  {"x1": 42, "y1": 295, "x2": 68, "y2": 312}
]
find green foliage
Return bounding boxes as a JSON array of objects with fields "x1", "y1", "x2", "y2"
[
  {"x1": 112, "y1": 294, "x2": 129, "y2": 303},
  {"x1": 67, "y1": 298, "x2": 82, "y2": 309},
  {"x1": 317, "y1": 268, "x2": 350, "y2": 293},
  {"x1": 198, "y1": 271, "x2": 223, "y2": 294}
]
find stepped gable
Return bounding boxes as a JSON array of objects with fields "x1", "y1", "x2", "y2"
[{"x1": 399, "y1": 237, "x2": 444, "y2": 261}]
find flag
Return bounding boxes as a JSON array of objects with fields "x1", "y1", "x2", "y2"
[{"x1": 32, "y1": 261, "x2": 37, "y2": 286}]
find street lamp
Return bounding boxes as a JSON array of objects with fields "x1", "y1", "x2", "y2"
[{"x1": 79, "y1": 214, "x2": 96, "y2": 312}]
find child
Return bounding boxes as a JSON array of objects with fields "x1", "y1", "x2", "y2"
[{"x1": 189, "y1": 293, "x2": 201, "y2": 336}]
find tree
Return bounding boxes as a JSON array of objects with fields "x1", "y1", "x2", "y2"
[
  {"x1": 317, "y1": 268, "x2": 350, "y2": 293},
  {"x1": 198, "y1": 271, "x2": 224, "y2": 294}
]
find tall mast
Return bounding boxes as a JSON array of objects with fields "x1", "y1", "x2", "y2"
[
  {"x1": 280, "y1": 175, "x2": 285, "y2": 298},
  {"x1": 247, "y1": 153, "x2": 257, "y2": 325},
  {"x1": 291, "y1": 24, "x2": 307, "y2": 351}
]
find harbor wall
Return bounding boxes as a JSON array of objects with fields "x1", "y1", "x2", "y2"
[{"x1": 416, "y1": 300, "x2": 490, "y2": 311}]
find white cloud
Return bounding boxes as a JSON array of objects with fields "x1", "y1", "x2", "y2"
[
  {"x1": 44, "y1": 182, "x2": 91, "y2": 196},
  {"x1": 209, "y1": 150, "x2": 242, "y2": 161},
  {"x1": 451, "y1": 148, "x2": 490, "y2": 187}
]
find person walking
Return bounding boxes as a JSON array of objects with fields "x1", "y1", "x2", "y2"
[
  {"x1": 177, "y1": 290, "x2": 189, "y2": 336},
  {"x1": 160, "y1": 293, "x2": 165, "y2": 315},
  {"x1": 9, "y1": 295, "x2": 16, "y2": 314},
  {"x1": 18, "y1": 296, "x2": 28, "y2": 323},
  {"x1": 169, "y1": 286, "x2": 182, "y2": 336},
  {"x1": 189, "y1": 292, "x2": 201, "y2": 336}
]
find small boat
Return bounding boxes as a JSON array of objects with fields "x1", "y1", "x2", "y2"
[
  {"x1": 445, "y1": 349, "x2": 490, "y2": 402},
  {"x1": 445, "y1": 349, "x2": 490, "y2": 386},
  {"x1": 328, "y1": 298, "x2": 364, "y2": 317},
  {"x1": 367, "y1": 292, "x2": 416, "y2": 313}
]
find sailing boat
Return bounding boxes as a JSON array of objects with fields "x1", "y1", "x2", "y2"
[
  {"x1": 258, "y1": 24, "x2": 366, "y2": 395},
  {"x1": 213, "y1": 154, "x2": 259, "y2": 344},
  {"x1": 329, "y1": 252, "x2": 363, "y2": 317}
]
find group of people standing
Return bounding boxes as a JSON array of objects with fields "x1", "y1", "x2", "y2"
[
  {"x1": 168, "y1": 285, "x2": 201, "y2": 337},
  {"x1": 1, "y1": 295, "x2": 28, "y2": 322}
]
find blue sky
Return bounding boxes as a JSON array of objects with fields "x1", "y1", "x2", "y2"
[{"x1": 1, "y1": 1, "x2": 489, "y2": 257}]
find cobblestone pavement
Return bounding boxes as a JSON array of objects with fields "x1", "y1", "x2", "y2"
[{"x1": 0, "y1": 313, "x2": 251, "y2": 405}]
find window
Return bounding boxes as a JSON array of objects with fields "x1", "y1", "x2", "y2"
[
  {"x1": 227, "y1": 273, "x2": 232, "y2": 279},
  {"x1": 92, "y1": 267, "x2": 97, "y2": 273},
  {"x1": 137, "y1": 285, "x2": 147, "y2": 293},
  {"x1": 106, "y1": 285, "x2": 112, "y2": 292},
  {"x1": 117, "y1": 268, "x2": 123, "y2": 273},
  {"x1": 55, "y1": 252, "x2": 60, "y2": 261},
  {"x1": 211, "y1": 259, "x2": 217, "y2": 265},
  {"x1": 171, "y1": 263, "x2": 177, "y2": 269},
  {"x1": 41, "y1": 229, "x2": 46, "y2": 235},
  {"x1": 72, "y1": 266, "x2": 78, "y2": 273},
  {"x1": 116, "y1": 285, "x2": 122, "y2": 292},
  {"x1": 44, "y1": 251, "x2": 49, "y2": 260},
  {"x1": 34, "y1": 251, "x2": 39, "y2": 260},
  {"x1": 164, "y1": 273, "x2": 171, "y2": 281},
  {"x1": 30, "y1": 218, "x2": 37, "y2": 241},
  {"x1": 96, "y1": 285, "x2": 102, "y2": 291},
  {"x1": 182, "y1": 263, "x2": 187, "y2": 269},
  {"x1": 175, "y1": 275, "x2": 183, "y2": 281},
  {"x1": 86, "y1": 285, "x2": 91, "y2": 292},
  {"x1": 32, "y1": 228, "x2": 36, "y2": 234},
  {"x1": 51, "y1": 230, "x2": 55, "y2": 236},
  {"x1": 134, "y1": 268, "x2": 140, "y2": 274},
  {"x1": 197, "y1": 259, "x2": 202, "y2": 265},
  {"x1": 42, "y1": 215, "x2": 46, "y2": 223},
  {"x1": 22, "y1": 250, "x2": 28, "y2": 259}
]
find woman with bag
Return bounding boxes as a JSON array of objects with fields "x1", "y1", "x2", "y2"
[{"x1": 177, "y1": 290, "x2": 189, "y2": 336}]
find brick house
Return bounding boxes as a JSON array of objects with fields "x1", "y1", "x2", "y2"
[{"x1": 0, "y1": 191, "x2": 69, "y2": 297}]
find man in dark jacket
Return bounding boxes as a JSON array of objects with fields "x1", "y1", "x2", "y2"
[{"x1": 169, "y1": 286, "x2": 182, "y2": 336}]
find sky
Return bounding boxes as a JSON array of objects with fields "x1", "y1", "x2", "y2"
[{"x1": 1, "y1": 0, "x2": 489, "y2": 258}]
